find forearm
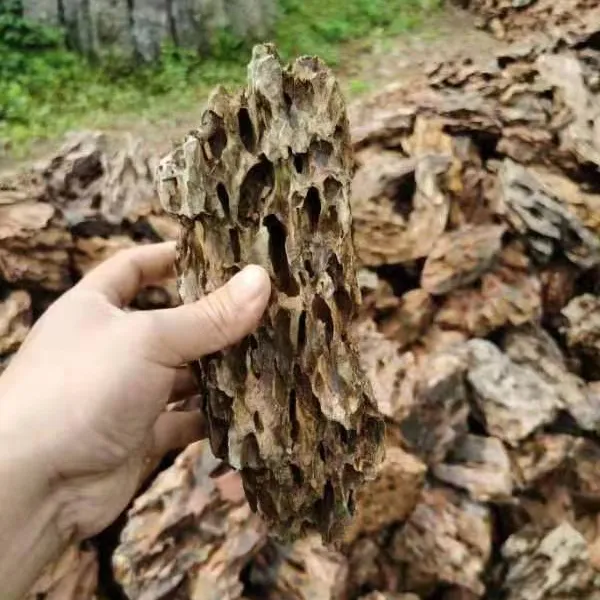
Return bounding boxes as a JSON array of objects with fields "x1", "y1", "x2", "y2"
[
  {"x1": 0, "y1": 393, "x2": 67, "y2": 599},
  {"x1": 0, "y1": 483, "x2": 64, "y2": 599}
]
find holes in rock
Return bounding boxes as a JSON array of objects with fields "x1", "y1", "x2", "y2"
[
  {"x1": 393, "y1": 170, "x2": 417, "y2": 221},
  {"x1": 470, "y1": 130, "x2": 502, "y2": 163},
  {"x1": 319, "y1": 441, "x2": 327, "y2": 462},
  {"x1": 323, "y1": 176, "x2": 343, "y2": 202},
  {"x1": 304, "y1": 259, "x2": 314, "y2": 278},
  {"x1": 311, "y1": 295, "x2": 334, "y2": 344},
  {"x1": 284, "y1": 92, "x2": 293, "y2": 113},
  {"x1": 237, "y1": 108, "x2": 256, "y2": 153},
  {"x1": 290, "y1": 463, "x2": 303, "y2": 486},
  {"x1": 253, "y1": 411, "x2": 264, "y2": 433},
  {"x1": 317, "y1": 480, "x2": 335, "y2": 524},
  {"x1": 348, "y1": 490, "x2": 356, "y2": 514},
  {"x1": 309, "y1": 140, "x2": 333, "y2": 168},
  {"x1": 293, "y1": 152, "x2": 308, "y2": 174},
  {"x1": 297, "y1": 311, "x2": 307, "y2": 353},
  {"x1": 217, "y1": 183, "x2": 230, "y2": 218},
  {"x1": 339, "y1": 425, "x2": 349, "y2": 445},
  {"x1": 303, "y1": 187, "x2": 321, "y2": 233},
  {"x1": 229, "y1": 228, "x2": 241, "y2": 262},
  {"x1": 334, "y1": 287, "x2": 353, "y2": 322},
  {"x1": 263, "y1": 214, "x2": 300, "y2": 296},
  {"x1": 289, "y1": 389, "x2": 299, "y2": 442},
  {"x1": 241, "y1": 433, "x2": 261, "y2": 468},
  {"x1": 207, "y1": 115, "x2": 227, "y2": 160},
  {"x1": 239, "y1": 158, "x2": 274, "y2": 225}
]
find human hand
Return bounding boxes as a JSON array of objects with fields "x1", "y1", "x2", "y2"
[{"x1": 0, "y1": 241, "x2": 270, "y2": 598}]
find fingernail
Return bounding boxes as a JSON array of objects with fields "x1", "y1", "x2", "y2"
[{"x1": 228, "y1": 265, "x2": 271, "y2": 303}]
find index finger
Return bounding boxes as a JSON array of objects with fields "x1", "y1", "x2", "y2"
[{"x1": 75, "y1": 242, "x2": 177, "y2": 307}]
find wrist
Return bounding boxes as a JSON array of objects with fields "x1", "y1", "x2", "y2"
[{"x1": 0, "y1": 396, "x2": 70, "y2": 598}]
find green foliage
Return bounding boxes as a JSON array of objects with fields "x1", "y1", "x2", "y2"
[{"x1": 0, "y1": 0, "x2": 441, "y2": 156}]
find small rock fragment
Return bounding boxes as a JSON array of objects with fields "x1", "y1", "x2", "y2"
[
  {"x1": 500, "y1": 159, "x2": 600, "y2": 268},
  {"x1": 399, "y1": 347, "x2": 471, "y2": 463},
  {"x1": 0, "y1": 200, "x2": 72, "y2": 291},
  {"x1": 391, "y1": 487, "x2": 492, "y2": 596},
  {"x1": 433, "y1": 434, "x2": 513, "y2": 501},
  {"x1": 466, "y1": 339, "x2": 559, "y2": 446},
  {"x1": 501, "y1": 523, "x2": 600, "y2": 599},
  {"x1": 344, "y1": 447, "x2": 427, "y2": 543},
  {"x1": 421, "y1": 224, "x2": 505, "y2": 295},
  {"x1": 246, "y1": 536, "x2": 348, "y2": 600},
  {"x1": 436, "y1": 242, "x2": 542, "y2": 337},
  {"x1": 113, "y1": 441, "x2": 267, "y2": 599},
  {"x1": 0, "y1": 290, "x2": 32, "y2": 356},
  {"x1": 511, "y1": 434, "x2": 578, "y2": 488},
  {"x1": 24, "y1": 543, "x2": 98, "y2": 600},
  {"x1": 562, "y1": 294, "x2": 600, "y2": 379}
]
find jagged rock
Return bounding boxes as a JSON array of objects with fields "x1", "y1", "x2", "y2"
[
  {"x1": 113, "y1": 441, "x2": 267, "y2": 599},
  {"x1": 562, "y1": 295, "x2": 600, "y2": 379},
  {"x1": 0, "y1": 199, "x2": 72, "y2": 291},
  {"x1": 379, "y1": 290, "x2": 435, "y2": 350},
  {"x1": 0, "y1": 290, "x2": 32, "y2": 356},
  {"x1": 467, "y1": 0, "x2": 600, "y2": 42},
  {"x1": 157, "y1": 44, "x2": 384, "y2": 540},
  {"x1": 500, "y1": 160, "x2": 600, "y2": 268},
  {"x1": 539, "y1": 263, "x2": 577, "y2": 316},
  {"x1": 391, "y1": 487, "x2": 492, "y2": 596},
  {"x1": 351, "y1": 119, "x2": 453, "y2": 267},
  {"x1": 246, "y1": 536, "x2": 348, "y2": 600},
  {"x1": 421, "y1": 224, "x2": 505, "y2": 295},
  {"x1": 466, "y1": 339, "x2": 559, "y2": 445},
  {"x1": 501, "y1": 523, "x2": 600, "y2": 599},
  {"x1": 399, "y1": 347, "x2": 470, "y2": 463},
  {"x1": 435, "y1": 242, "x2": 542, "y2": 337},
  {"x1": 355, "y1": 320, "x2": 412, "y2": 420},
  {"x1": 511, "y1": 434, "x2": 578, "y2": 488},
  {"x1": 433, "y1": 434, "x2": 513, "y2": 501},
  {"x1": 40, "y1": 130, "x2": 156, "y2": 233},
  {"x1": 344, "y1": 447, "x2": 427, "y2": 543},
  {"x1": 24, "y1": 542, "x2": 98, "y2": 600},
  {"x1": 503, "y1": 325, "x2": 600, "y2": 431}
]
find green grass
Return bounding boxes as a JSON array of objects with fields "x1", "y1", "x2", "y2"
[{"x1": 0, "y1": 0, "x2": 441, "y2": 157}]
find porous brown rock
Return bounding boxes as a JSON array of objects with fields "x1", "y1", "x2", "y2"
[{"x1": 157, "y1": 44, "x2": 384, "y2": 541}]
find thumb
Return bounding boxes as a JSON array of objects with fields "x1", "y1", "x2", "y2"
[{"x1": 138, "y1": 265, "x2": 271, "y2": 365}]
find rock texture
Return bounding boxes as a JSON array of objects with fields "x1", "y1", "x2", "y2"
[{"x1": 157, "y1": 44, "x2": 384, "y2": 541}]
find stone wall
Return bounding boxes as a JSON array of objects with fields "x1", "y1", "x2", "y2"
[{"x1": 22, "y1": 0, "x2": 277, "y2": 61}]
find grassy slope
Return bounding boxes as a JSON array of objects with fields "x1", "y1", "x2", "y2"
[{"x1": 0, "y1": 0, "x2": 440, "y2": 158}]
